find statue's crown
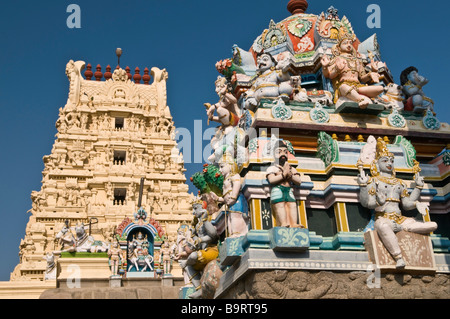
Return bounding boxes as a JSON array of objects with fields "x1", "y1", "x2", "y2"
[
  {"x1": 375, "y1": 138, "x2": 394, "y2": 160},
  {"x1": 191, "y1": 195, "x2": 204, "y2": 206},
  {"x1": 337, "y1": 28, "x2": 356, "y2": 43}
]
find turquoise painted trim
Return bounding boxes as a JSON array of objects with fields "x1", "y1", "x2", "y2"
[
  {"x1": 269, "y1": 227, "x2": 310, "y2": 252},
  {"x1": 431, "y1": 192, "x2": 450, "y2": 203},
  {"x1": 431, "y1": 235, "x2": 450, "y2": 253},
  {"x1": 331, "y1": 232, "x2": 366, "y2": 251},
  {"x1": 242, "y1": 230, "x2": 271, "y2": 250}
]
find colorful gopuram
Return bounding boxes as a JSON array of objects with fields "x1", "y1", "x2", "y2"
[{"x1": 185, "y1": 0, "x2": 450, "y2": 299}]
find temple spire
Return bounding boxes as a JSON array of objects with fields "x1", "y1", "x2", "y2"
[{"x1": 287, "y1": 0, "x2": 308, "y2": 15}]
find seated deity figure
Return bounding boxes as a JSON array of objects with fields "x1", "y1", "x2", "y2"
[
  {"x1": 358, "y1": 138, "x2": 438, "y2": 269},
  {"x1": 204, "y1": 76, "x2": 241, "y2": 136},
  {"x1": 127, "y1": 232, "x2": 153, "y2": 272},
  {"x1": 210, "y1": 152, "x2": 249, "y2": 238},
  {"x1": 321, "y1": 30, "x2": 385, "y2": 109},
  {"x1": 179, "y1": 198, "x2": 219, "y2": 299},
  {"x1": 266, "y1": 140, "x2": 304, "y2": 228},
  {"x1": 400, "y1": 66, "x2": 434, "y2": 113},
  {"x1": 54, "y1": 223, "x2": 76, "y2": 254},
  {"x1": 244, "y1": 52, "x2": 293, "y2": 109}
]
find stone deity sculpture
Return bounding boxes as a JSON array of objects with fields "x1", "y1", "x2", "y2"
[
  {"x1": 321, "y1": 31, "x2": 385, "y2": 109},
  {"x1": 266, "y1": 140, "x2": 304, "y2": 228},
  {"x1": 358, "y1": 138, "x2": 438, "y2": 268},
  {"x1": 160, "y1": 241, "x2": 172, "y2": 276},
  {"x1": 108, "y1": 241, "x2": 123, "y2": 276}
]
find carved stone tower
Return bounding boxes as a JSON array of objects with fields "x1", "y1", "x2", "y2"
[{"x1": 10, "y1": 60, "x2": 193, "y2": 281}]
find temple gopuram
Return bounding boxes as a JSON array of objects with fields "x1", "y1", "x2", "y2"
[
  {"x1": 0, "y1": 55, "x2": 193, "y2": 298},
  {"x1": 186, "y1": 0, "x2": 450, "y2": 299}
]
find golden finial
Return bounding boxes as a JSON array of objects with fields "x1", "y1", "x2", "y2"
[
  {"x1": 412, "y1": 159, "x2": 422, "y2": 175},
  {"x1": 344, "y1": 135, "x2": 352, "y2": 142},
  {"x1": 331, "y1": 133, "x2": 338, "y2": 141}
]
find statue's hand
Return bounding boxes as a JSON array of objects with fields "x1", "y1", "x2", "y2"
[
  {"x1": 369, "y1": 72, "x2": 381, "y2": 83},
  {"x1": 321, "y1": 55, "x2": 331, "y2": 67},
  {"x1": 357, "y1": 171, "x2": 370, "y2": 186},
  {"x1": 416, "y1": 202, "x2": 429, "y2": 216},
  {"x1": 376, "y1": 192, "x2": 387, "y2": 205},
  {"x1": 415, "y1": 174, "x2": 425, "y2": 188},
  {"x1": 246, "y1": 97, "x2": 257, "y2": 107}
]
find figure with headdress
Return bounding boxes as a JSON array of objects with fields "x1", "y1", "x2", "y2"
[
  {"x1": 266, "y1": 139, "x2": 304, "y2": 228},
  {"x1": 244, "y1": 52, "x2": 293, "y2": 110},
  {"x1": 321, "y1": 29, "x2": 385, "y2": 109},
  {"x1": 357, "y1": 137, "x2": 438, "y2": 269},
  {"x1": 210, "y1": 152, "x2": 249, "y2": 238},
  {"x1": 179, "y1": 197, "x2": 219, "y2": 299}
]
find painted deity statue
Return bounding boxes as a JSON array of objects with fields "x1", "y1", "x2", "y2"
[
  {"x1": 179, "y1": 198, "x2": 219, "y2": 299},
  {"x1": 172, "y1": 225, "x2": 193, "y2": 285},
  {"x1": 266, "y1": 140, "x2": 304, "y2": 228},
  {"x1": 321, "y1": 31, "x2": 385, "y2": 109},
  {"x1": 108, "y1": 241, "x2": 123, "y2": 276},
  {"x1": 244, "y1": 52, "x2": 293, "y2": 109},
  {"x1": 160, "y1": 241, "x2": 172, "y2": 275},
  {"x1": 358, "y1": 138, "x2": 438, "y2": 269},
  {"x1": 127, "y1": 232, "x2": 154, "y2": 272},
  {"x1": 400, "y1": 66, "x2": 434, "y2": 113},
  {"x1": 210, "y1": 153, "x2": 249, "y2": 238}
]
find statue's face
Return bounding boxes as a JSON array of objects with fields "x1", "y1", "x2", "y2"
[
  {"x1": 339, "y1": 39, "x2": 354, "y2": 54},
  {"x1": 257, "y1": 54, "x2": 275, "y2": 72},
  {"x1": 219, "y1": 162, "x2": 231, "y2": 177},
  {"x1": 193, "y1": 203, "x2": 205, "y2": 217},
  {"x1": 407, "y1": 70, "x2": 428, "y2": 86},
  {"x1": 377, "y1": 156, "x2": 395, "y2": 174},
  {"x1": 215, "y1": 80, "x2": 227, "y2": 96},
  {"x1": 275, "y1": 147, "x2": 289, "y2": 165}
]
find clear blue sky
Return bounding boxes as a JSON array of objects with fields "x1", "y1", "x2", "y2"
[{"x1": 0, "y1": 0, "x2": 449, "y2": 281}]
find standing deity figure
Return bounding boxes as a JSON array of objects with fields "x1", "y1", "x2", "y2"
[
  {"x1": 172, "y1": 225, "x2": 194, "y2": 285},
  {"x1": 160, "y1": 241, "x2": 173, "y2": 276},
  {"x1": 179, "y1": 198, "x2": 219, "y2": 299},
  {"x1": 266, "y1": 140, "x2": 304, "y2": 228},
  {"x1": 358, "y1": 138, "x2": 438, "y2": 269},
  {"x1": 204, "y1": 76, "x2": 241, "y2": 136},
  {"x1": 108, "y1": 241, "x2": 123, "y2": 276},
  {"x1": 244, "y1": 52, "x2": 293, "y2": 109},
  {"x1": 321, "y1": 31, "x2": 385, "y2": 109},
  {"x1": 210, "y1": 153, "x2": 249, "y2": 238}
]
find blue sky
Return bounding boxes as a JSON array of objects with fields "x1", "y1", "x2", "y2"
[{"x1": 0, "y1": 0, "x2": 449, "y2": 281}]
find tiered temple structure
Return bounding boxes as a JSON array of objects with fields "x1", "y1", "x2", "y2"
[
  {"x1": 9, "y1": 59, "x2": 193, "y2": 284},
  {"x1": 186, "y1": 0, "x2": 450, "y2": 299}
]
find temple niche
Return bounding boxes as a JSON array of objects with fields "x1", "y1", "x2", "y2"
[
  {"x1": 10, "y1": 57, "x2": 193, "y2": 283},
  {"x1": 182, "y1": 0, "x2": 450, "y2": 299}
]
